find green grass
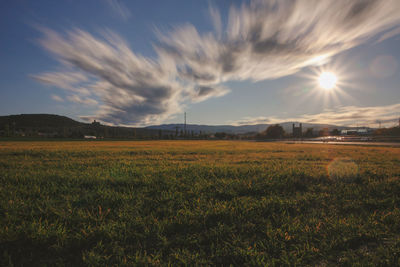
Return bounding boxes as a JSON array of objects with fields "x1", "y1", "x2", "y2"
[{"x1": 1, "y1": 141, "x2": 399, "y2": 266}]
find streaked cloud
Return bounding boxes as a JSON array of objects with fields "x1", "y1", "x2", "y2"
[
  {"x1": 34, "y1": 28, "x2": 189, "y2": 125},
  {"x1": 159, "y1": 0, "x2": 400, "y2": 83},
  {"x1": 376, "y1": 26, "x2": 400, "y2": 43},
  {"x1": 51, "y1": 94, "x2": 64, "y2": 102},
  {"x1": 67, "y1": 95, "x2": 98, "y2": 106},
  {"x1": 105, "y1": 0, "x2": 131, "y2": 21},
  {"x1": 232, "y1": 103, "x2": 400, "y2": 127},
  {"x1": 191, "y1": 85, "x2": 230, "y2": 103},
  {"x1": 209, "y1": 4, "x2": 222, "y2": 39},
  {"x1": 32, "y1": 71, "x2": 91, "y2": 95},
  {"x1": 34, "y1": 0, "x2": 400, "y2": 125}
]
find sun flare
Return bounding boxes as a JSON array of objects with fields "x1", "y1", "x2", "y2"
[{"x1": 318, "y1": 72, "x2": 337, "y2": 90}]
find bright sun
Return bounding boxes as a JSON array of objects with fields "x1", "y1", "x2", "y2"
[{"x1": 318, "y1": 72, "x2": 337, "y2": 90}]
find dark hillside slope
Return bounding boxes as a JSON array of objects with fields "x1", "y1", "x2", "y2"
[
  {"x1": 0, "y1": 114, "x2": 83, "y2": 129},
  {"x1": 0, "y1": 114, "x2": 166, "y2": 138}
]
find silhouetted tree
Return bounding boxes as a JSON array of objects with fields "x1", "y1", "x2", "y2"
[
  {"x1": 11, "y1": 122, "x2": 16, "y2": 136},
  {"x1": 330, "y1": 129, "x2": 340, "y2": 136},
  {"x1": 264, "y1": 124, "x2": 285, "y2": 139},
  {"x1": 215, "y1": 132, "x2": 227, "y2": 139},
  {"x1": 304, "y1": 128, "x2": 314, "y2": 138},
  {"x1": 4, "y1": 124, "x2": 10, "y2": 137},
  {"x1": 319, "y1": 128, "x2": 329, "y2": 136},
  {"x1": 374, "y1": 126, "x2": 400, "y2": 136}
]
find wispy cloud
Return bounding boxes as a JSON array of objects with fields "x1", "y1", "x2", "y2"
[
  {"x1": 34, "y1": 28, "x2": 187, "y2": 125},
  {"x1": 158, "y1": 0, "x2": 400, "y2": 83},
  {"x1": 105, "y1": 0, "x2": 131, "y2": 21},
  {"x1": 191, "y1": 85, "x2": 230, "y2": 103},
  {"x1": 232, "y1": 103, "x2": 400, "y2": 127},
  {"x1": 209, "y1": 4, "x2": 222, "y2": 39},
  {"x1": 51, "y1": 94, "x2": 64, "y2": 102},
  {"x1": 32, "y1": 71, "x2": 91, "y2": 95},
  {"x1": 34, "y1": 28, "x2": 228, "y2": 125},
  {"x1": 376, "y1": 26, "x2": 400, "y2": 43},
  {"x1": 34, "y1": 0, "x2": 400, "y2": 125},
  {"x1": 67, "y1": 95, "x2": 98, "y2": 106}
]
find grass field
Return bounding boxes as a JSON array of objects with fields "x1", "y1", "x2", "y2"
[{"x1": 1, "y1": 140, "x2": 399, "y2": 266}]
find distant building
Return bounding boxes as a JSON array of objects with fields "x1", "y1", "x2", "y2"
[
  {"x1": 292, "y1": 123, "x2": 302, "y2": 137},
  {"x1": 92, "y1": 120, "x2": 101, "y2": 126},
  {"x1": 341, "y1": 129, "x2": 371, "y2": 135}
]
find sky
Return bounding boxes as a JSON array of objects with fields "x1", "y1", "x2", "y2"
[{"x1": 1, "y1": 0, "x2": 400, "y2": 127}]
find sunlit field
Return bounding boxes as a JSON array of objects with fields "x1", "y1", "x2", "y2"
[{"x1": 1, "y1": 141, "x2": 399, "y2": 265}]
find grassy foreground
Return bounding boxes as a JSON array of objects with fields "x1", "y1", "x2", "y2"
[{"x1": 0, "y1": 140, "x2": 399, "y2": 266}]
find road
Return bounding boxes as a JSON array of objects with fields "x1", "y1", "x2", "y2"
[{"x1": 282, "y1": 140, "x2": 400, "y2": 147}]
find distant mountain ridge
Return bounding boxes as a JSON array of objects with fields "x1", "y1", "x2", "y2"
[
  {"x1": 0, "y1": 114, "x2": 369, "y2": 135},
  {"x1": 146, "y1": 123, "x2": 269, "y2": 134},
  {"x1": 145, "y1": 122, "x2": 366, "y2": 134}
]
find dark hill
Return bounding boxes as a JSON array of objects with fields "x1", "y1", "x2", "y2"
[
  {"x1": 0, "y1": 114, "x2": 166, "y2": 139},
  {"x1": 0, "y1": 114, "x2": 84, "y2": 129}
]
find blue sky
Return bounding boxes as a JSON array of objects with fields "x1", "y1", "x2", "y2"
[{"x1": 1, "y1": 0, "x2": 400, "y2": 127}]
